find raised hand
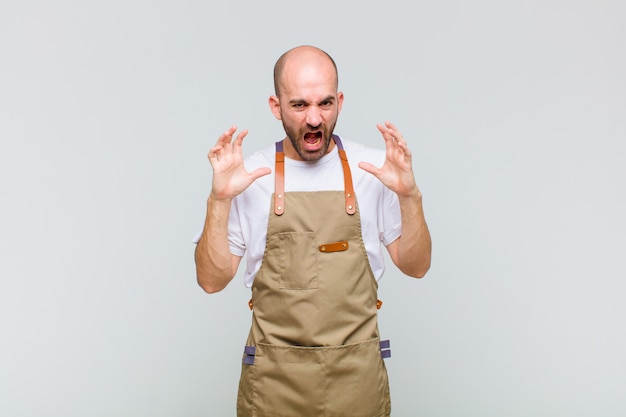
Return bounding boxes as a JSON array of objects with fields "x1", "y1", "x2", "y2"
[
  {"x1": 358, "y1": 121, "x2": 420, "y2": 197},
  {"x1": 208, "y1": 126, "x2": 271, "y2": 201}
]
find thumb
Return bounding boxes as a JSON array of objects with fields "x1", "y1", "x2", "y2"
[
  {"x1": 358, "y1": 161, "x2": 379, "y2": 177},
  {"x1": 250, "y1": 167, "x2": 272, "y2": 181}
]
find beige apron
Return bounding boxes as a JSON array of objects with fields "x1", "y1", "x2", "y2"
[{"x1": 237, "y1": 136, "x2": 391, "y2": 417}]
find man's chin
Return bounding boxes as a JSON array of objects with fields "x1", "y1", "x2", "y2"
[
  {"x1": 286, "y1": 133, "x2": 332, "y2": 161},
  {"x1": 301, "y1": 147, "x2": 329, "y2": 161}
]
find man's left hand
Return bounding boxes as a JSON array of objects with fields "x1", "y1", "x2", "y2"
[{"x1": 358, "y1": 121, "x2": 420, "y2": 198}]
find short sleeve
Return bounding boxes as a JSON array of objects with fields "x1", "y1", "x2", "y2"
[
  {"x1": 380, "y1": 185, "x2": 402, "y2": 246},
  {"x1": 228, "y1": 196, "x2": 246, "y2": 257}
]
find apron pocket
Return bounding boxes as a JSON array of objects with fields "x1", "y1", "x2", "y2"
[
  {"x1": 252, "y1": 344, "x2": 325, "y2": 417},
  {"x1": 241, "y1": 339, "x2": 390, "y2": 417},
  {"x1": 276, "y1": 232, "x2": 319, "y2": 290},
  {"x1": 324, "y1": 338, "x2": 391, "y2": 417}
]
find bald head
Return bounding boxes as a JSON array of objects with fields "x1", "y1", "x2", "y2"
[{"x1": 273, "y1": 45, "x2": 338, "y2": 98}]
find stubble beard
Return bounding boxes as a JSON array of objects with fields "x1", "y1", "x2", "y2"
[{"x1": 283, "y1": 121, "x2": 337, "y2": 162}]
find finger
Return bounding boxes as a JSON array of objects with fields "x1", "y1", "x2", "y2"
[
  {"x1": 217, "y1": 125, "x2": 238, "y2": 146},
  {"x1": 249, "y1": 167, "x2": 272, "y2": 181},
  {"x1": 357, "y1": 161, "x2": 380, "y2": 177},
  {"x1": 208, "y1": 145, "x2": 224, "y2": 161},
  {"x1": 377, "y1": 126, "x2": 404, "y2": 155},
  {"x1": 384, "y1": 121, "x2": 405, "y2": 143},
  {"x1": 233, "y1": 129, "x2": 249, "y2": 149},
  {"x1": 376, "y1": 124, "x2": 395, "y2": 145},
  {"x1": 378, "y1": 122, "x2": 409, "y2": 153},
  {"x1": 384, "y1": 120, "x2": 399, "y2": 132},
  {"x1": 395, "y1": 140, "x2": 412, "y2": 157}
]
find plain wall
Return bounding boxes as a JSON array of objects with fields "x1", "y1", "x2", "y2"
[{"x1": 1, "y1": 1, "x2": 625, "y2": 416}]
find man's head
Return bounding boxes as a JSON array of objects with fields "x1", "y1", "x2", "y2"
[{"x1": 269, "y1": 45, "x2": 344, "y2": 161}]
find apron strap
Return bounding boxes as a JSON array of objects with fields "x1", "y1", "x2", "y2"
[
  {"x1": 274, "y1": 136, "x2": 355, "y2": 216},
  {"x1": 380, "y1": 339, "x2": 391, "y2": 359},
  {"x1": 274, "y1": 141, "x2": 285, "y2": 215},
  {"x1": 334, "y1": 135, "x2": 356, "y2": 215},
  {"x1": 243, "y1": 345, "x2": 256, "y2": 365}
]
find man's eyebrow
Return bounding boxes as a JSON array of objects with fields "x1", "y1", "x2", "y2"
[{"x1": 288, "y1": 95, "x2": 335, "y2": 105}]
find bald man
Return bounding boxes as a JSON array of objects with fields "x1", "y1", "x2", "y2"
[{"x1": 194, "y1": 45, "x2": 431, "y2": 417}]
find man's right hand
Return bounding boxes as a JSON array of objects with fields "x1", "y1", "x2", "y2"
[{"x1": 208, "y1": 126, "x2": 272, "y2": 201}]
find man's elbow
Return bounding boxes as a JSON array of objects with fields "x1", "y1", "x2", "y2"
[
  {"x1": 196, "y1": 270, "x2": 229, "y2": 294},
  {"x1": 403, "y1": 258, "x2": 431, "y2": 279},
  {"x1": 201, "y1": 286, "x2": 223, "y2": 294},
  {"x1": 194, "y1": 248, "x2": 236, "y2": 294},
  {"x1": 406, "y1": 268, "x2": 428, "y2": 279},
  {"x1": 413, "y1": 266, "x2": 430, "y2": 279},
  {"x1": 197, "y1": 278, "x2": 226, "y2": 294}
]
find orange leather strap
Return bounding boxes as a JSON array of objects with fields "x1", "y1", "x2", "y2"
[
  {"x1": 274, "y1": 149, "x2": 285, "y2": 215},
  {"x1": 338, "y1": 148, "x2": 356, "y2": 215},
  {"x1": 319, "y1": 241, "x2": 349, "y2": 253},
  {"x1": 274, "y1": 136, "x2": 355, "y2": 216}
]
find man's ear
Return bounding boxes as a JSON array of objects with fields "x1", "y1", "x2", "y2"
[
  {"x1": 337, "y1": 91, "x2": 344, "y2": 114},
  {"x1": 268, "y1": 95, "x2": 282, "y2": 120}
]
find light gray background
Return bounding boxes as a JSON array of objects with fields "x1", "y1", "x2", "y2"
[{"x1": 1, "y1": 1, "x2": 625, "y2": 416}]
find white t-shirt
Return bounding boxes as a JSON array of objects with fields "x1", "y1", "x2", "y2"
[{"x1": 195, "y1": 136, "x2": 402, "y2": 288}]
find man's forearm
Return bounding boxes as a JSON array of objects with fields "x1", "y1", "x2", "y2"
[
  {"x1": 195, "y1": 196, "x2": 237, "y2": 293},
  {"x1": 396, "y1": 191, "x2": 432, "y2": 278}
]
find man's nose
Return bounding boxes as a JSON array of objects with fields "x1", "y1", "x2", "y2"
[{"x1": 305, "y1": 106, "x2": 322, "y2": 127}]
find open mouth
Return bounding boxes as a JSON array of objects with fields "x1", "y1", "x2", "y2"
[{"x1": 303, "y1": 132, "x2": 323, "y2": 149}]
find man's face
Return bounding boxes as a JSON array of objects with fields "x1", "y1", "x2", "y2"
[{"x1": 270, "y1": 59, "x2": 343, "y2": 161}]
